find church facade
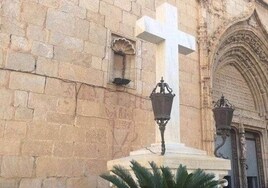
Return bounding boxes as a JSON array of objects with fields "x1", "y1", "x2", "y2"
[
  {"x1": 201, "y1": 1, "x2": 268, "y2": 187},
  {"x1": 0, "y1": 0, "x2": 267, "y2": 187}
]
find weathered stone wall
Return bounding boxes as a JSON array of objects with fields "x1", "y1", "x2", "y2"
[
  {"x1": 0, "y1": 0, "x2": 202, "y2": 187},
  {"x1": 0, "y1": 0, "x2": 162, "y2": 187},
  {"x1": 0, "y1": 0, "x2": 268, "y2": 187}
]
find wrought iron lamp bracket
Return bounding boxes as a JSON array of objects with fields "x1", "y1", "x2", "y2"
[
  {"x1": 214, "y1": 129, "x2": 230, "y2": 159},
  {"x1": 156, "y1": 119, "x2": 168, "y2": 155}
]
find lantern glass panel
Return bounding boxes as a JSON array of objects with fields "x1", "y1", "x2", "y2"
[
  {"x1": 151, "y1": 93, "x2": 174, "y2": 120},
  {"x1": 213, "y1": 107, "x2": 234, "y2": 130}
]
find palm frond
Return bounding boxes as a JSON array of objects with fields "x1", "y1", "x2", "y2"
[
  {"x1": 185, "y1": 169, "x2": 219, "y2": 188},
  {"x1": 175, "y1": 164, "x2": 189, "y2": 188},
  {"x1": 111, "y1": 165, "x2": 138, "y2": 188},
  {"x1": 149, "y1": 161, "x2": 163, "y2": 188},
  {"x1": 100, "y1": 160, "x2": 221, "y2": 188},
  {"x1": 186, "y1": 169, "x2": 203, "y2": 188},
  {"x1": 193, "y1": 169, "x2": 219, "y2": 188},
  {"x1": 130, "y1": 160, "x2": 154, "y2": 188},
  {"x1": 100, "y1": 173, "x2": 129, "y2": 188},
  {"x1": 160, "y1": 166, "x2": 175, "y2": 188}
]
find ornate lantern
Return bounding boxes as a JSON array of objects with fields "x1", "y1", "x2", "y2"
[
  {"x1": 213, "y1": 95, "x2": 234, "y2": 131},
  {"x1": 150, "y1": 78, "x2": 175, "y2": 155},
  {"x1": 213, "y1": 95, "x2": 234, "y2": 158}
]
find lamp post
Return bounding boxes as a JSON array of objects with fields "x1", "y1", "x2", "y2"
[
  {"x1": 212, "y1": 95, "x2": 234, "y2": 158},
  {"x1": 213, "y1": 96, "x2": 248, "y2": 188},
  {"x1": 150, "y1": 78, "x2": 175, "y2": 155}
]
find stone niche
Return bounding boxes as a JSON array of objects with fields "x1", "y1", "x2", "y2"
[{"x1": 109, "y1": 35, "x2": 136, "y2": 88}]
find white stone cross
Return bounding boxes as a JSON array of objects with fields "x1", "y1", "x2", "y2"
[{"x1": 136, "y1": 3, "x2": 195, "y2": 144}]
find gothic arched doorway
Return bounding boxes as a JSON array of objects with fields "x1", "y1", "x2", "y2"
[{"x1": 210, "y1": 12, "x2": 268, "y2": 188}]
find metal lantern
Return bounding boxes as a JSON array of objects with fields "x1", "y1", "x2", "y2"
[
  {"x1": 213, "y1": 95, "x2": 235, "y2": 158},
  {"x1": 150, "y1": 78, "x2": 175, "y2": 155},
  {"x1": 151, "y1": 93, "x2": 174, "y2": 121},
  {"x1": 212, "y1": 95, "x2": 234, "y2": 131}
]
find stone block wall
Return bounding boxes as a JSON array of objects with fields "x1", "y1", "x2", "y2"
[
  {"x1": 212, "y1": 65, "x2": 256, "y2": 111},
  {"x1": 0, "y1": 0, "x2": 169, "y2": 187},
  {"x1": 0, "y1": 69, "x2": 157, "y2": 187},
  {"x1": 0, "y1": 0, "x2": 267, "y2": 187},
  {"x1": 5, "y1": 0, "x2": 268, "y2": 187}
]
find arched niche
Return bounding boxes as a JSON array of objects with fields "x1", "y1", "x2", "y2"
[{"x1": 109, "y1": 36, "x2": 136, "y2": 87}]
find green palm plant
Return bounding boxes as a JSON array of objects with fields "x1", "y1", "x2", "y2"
[{"x1": 100, "y1": 160, "x2": 221, "y2": 188}]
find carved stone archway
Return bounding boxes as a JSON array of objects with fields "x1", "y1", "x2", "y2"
[
  {"x1": 205, "y1": 11, "x2": 268, "y2": 188},
  {"x1": 212, "y1": 28, "x2": 268, "y2": 117},
  {"x1": 197, "y1": 1, "x2": 256, "y2": 155},
  {"x1": 211, "y1": 11, "x2": 268, "y2": 122},
  {"x1": 199, "y1": 10, "x2": 268, "y2": 155}
]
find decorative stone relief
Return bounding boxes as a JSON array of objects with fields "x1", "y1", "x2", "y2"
[
  {"x1": 197, "y1": 23, "x2": 208, "y2": 45},
  {"x1": 200, "y1": 0, "x2": 227, "y2": 17},
  {"x1": 218, "y1": 31, "x2": 268, "y2": 62},
  {"x1": 208, "y1": 3, "x2": 255, "y2": 52},
  {"x1": 210, "y1": 0, "x2": 227, "y2": 17},
  {"x1": 112, "y1": 38, "x2": 135, "y2": 55},
  {"x1": 248, "y1": 16, "x2": 258, "y2": 27},
  {"x1": 257, "y1": 0, "x2": 268, "y2": 7}
]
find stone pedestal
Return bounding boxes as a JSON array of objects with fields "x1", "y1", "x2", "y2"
[{"x1": 107, "y1": 145, "x2": 231, "y2": 185}]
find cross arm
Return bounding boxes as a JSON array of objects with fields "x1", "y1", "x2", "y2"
[
  {"x1": 135, "y1": 16, "x2": 165, "y2": 44},
  {"x1": 177, "y1": 30, "x2": 196, "y2": 55}
]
